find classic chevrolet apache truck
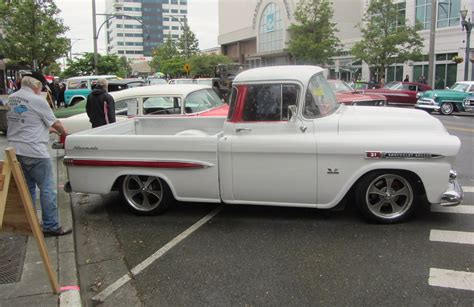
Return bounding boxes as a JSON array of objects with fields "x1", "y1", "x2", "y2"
[{"x1": 64, "y1": 66, "x2": 463, "y2": 223}]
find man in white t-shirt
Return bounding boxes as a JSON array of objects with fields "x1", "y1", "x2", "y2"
[{"x1": 7, "y1": 74, "x2": 71, "y2": 236}]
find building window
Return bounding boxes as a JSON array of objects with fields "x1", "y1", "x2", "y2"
[
  {"x1": 413, "y1": 52, "x2": 458, "y2": 88},
  {"x1": 386, "y1": 65, "x2": 404, "y2": 82},
  {"x1": 258, "y1": 2, "x2": 284, "y2": 53},
  {"x1": 416, "y1": 0, "x2": 460, "y2": 30}
]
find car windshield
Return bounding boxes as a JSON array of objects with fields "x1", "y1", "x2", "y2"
[
  {"x1": 184, "y1": 89, "x2": 223, "y2": 113},
  {"x1": 329, "y1": 80, "x2": 353, "y2": 92},
  {"x1": 303, "y1": 73, "x2": 339, "y2": 118},
  {"x1": 383, "y1": 81, "x2": 402, "y2": 90},
  {"x1": 450, "y1": 83, "x2": 469, "y2": 92}
]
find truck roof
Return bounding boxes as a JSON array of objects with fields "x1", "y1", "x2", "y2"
[{"x1": 233, "y1": 65, "x2": 324, "y2": 84}]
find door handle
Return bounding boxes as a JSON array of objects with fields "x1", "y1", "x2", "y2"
[
  {"x1": 235, "y1": 128, "x2": 252, "y2": 133},
  {"x1": 300, "y1": 126, "x2": 307, "y2": 133}
]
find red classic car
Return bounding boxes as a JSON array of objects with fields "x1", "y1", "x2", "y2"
[
  {"x1": 364, "y1": 81, "x2": 432, "y2": 105},
  {"x1": 328, "y1": 80, "x2": 386, "y2": 106}
]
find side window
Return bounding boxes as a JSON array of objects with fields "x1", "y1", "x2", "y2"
[
  {"x1": 115, "y1": 98, "x2": 138, "y2": 115},
  {"x1": 143, "y1": 96, "x2": 179, "y2": 115},
  {"x1": 80, "y1": 81, "x2": 88, "y2": 89},
  {"x1": 67, "y1": 80, "x2": 81, "y2": 89},
  {"x1": 242, "y1": 84, "x2": 299, "y2": 121}
]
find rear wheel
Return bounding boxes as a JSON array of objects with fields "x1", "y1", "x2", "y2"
[
  {"x1": 440, "y1": 102, "x2": 454, "y2": 115},
  {"x1": 355, "y1": 171, "x2": 416, "y2": 223},
  {"x1": 121, "y1": 175, "x2": 174, "y2": 215}
]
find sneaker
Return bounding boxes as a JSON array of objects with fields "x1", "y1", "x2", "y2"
[{"x1": 43, "y1": 227, "x2": 72, "y2": 237}]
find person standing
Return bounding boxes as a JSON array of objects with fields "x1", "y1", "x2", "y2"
[
  {"x1": 6, "y1": 73, "x2": 71, "y2": 236},
  {"x1": 86, "y1": 79, "x2": 116, "y2": 128},
  {"x1": 403, "y1": 75, "x2": 409, "y2": 82}
]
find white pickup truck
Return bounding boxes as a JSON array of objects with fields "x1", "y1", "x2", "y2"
[{"x1": 64, "y1": 66, "x2": 463, "y2": 223}]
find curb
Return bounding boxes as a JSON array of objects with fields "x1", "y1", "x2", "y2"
[{"x1": 55, "y1": 153, "x2": 82, "y2": 307}]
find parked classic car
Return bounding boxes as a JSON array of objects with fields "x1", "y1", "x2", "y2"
[
  {"x1": 462, "y1": 92, "x2": 474, "y2": 113},
  {"x1": 415, "y1": 81, "x2": 474, "y2": 115},
  {"x1": 59, "y1": 84, "x2": 229, "y2": 135},
  {"x1": 63, "y1": 65, "x2": 463, "y2": 224},
  {"x1": 328, "y1": 80, "x2": 386, "y2": 106},
  {"x1": 64, "y1": 75, "x2": 117, "y2": 106},
  {"x1": 364, "y1": 81, "x2": 432, "y2": 105}
]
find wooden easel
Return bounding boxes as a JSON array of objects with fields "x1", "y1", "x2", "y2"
[{"x1": 0, "y1": 147, "x2": 59, "y2": 294}]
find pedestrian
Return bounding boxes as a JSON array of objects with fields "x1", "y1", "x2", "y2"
[
  {"x1": 58, "y1": 82, "x2": 66, "y2": 107},
  {"x1": 86, "y1": 78, "x2": 116, "y2": 128},
  {"x1": 404, "y1": 74, "x2": 409, "y2": 82},
  {"x1": 6, "y1": 72, "x2": 71, "y2": 236}
]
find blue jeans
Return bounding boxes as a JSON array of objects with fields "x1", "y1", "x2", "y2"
[{"x1": 17, "y1": 155, "x2": 59, "y2": 232}]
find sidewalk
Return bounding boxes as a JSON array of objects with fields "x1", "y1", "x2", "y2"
[{"x1": 0, "y1": 149, "x2": 81, "y2": 306}]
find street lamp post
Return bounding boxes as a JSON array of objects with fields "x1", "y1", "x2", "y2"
[
  {"x1": 164, "y1": 14, "x2": 188, "y2": 59},
  {"x1": 92, "y1": 0, "x2": 150, "y2": 75},
  {"x1": 460, "y1": 8, "x2": 472, "y2": 81}
]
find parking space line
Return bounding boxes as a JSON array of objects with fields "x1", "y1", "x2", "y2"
[
  {"x1": 444, "y1": 125, "x2": 474, "y2": 133},
  {"x1": 92, "y1": 206, "x2": 223, "y2": 303},
  {"x1": 431, "y1": 205, "x2": 474, "y2": 214},
  {"x1": 430, "y1": 230, "x2": 474, "y2": 245},
  {"x1": 429, "y1": 268, "x2": 474, "y2": 291}
]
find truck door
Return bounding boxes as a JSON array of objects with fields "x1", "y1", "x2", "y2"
[{"x1": 223, "y1": 83, "x2": 317, "y2": 206}]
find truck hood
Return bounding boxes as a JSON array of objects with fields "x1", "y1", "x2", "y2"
[
  {"x1": 420, "y1": 89, "x2": 467, "y2": 100},
  {"x1": 338, "y1": 106, "x2": 447, "y2": 135}
]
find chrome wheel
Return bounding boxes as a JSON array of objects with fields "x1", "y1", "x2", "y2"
[
  {"x1": 440, "y1": 102, "x2": 454, "y2": 115},
  {"x1": 122, "y1": 175, "x2": 164, "y2": 213},
  {"x1": 365, "y1": 174, "x2": 414, "y2": 220}
]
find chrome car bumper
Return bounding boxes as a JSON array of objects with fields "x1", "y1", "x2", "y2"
[
  {"x1": 440, "y1": 170, "x2": 463, "y2": 206},
  {"x1": 415, "y1": 99, "x2": 440, "y2": 111}
]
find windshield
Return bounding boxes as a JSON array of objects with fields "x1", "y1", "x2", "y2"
[
  {"x1": 329, "y1": 80, "x2": 352, "y2": 92},
  {"x1": 450, "y1": 83, "x2": 469, "y2": 92},
  {"x1": 303, "y1": 73, "x2": 339, "y2": 118},
  {"x1": 185, "y1": 89, "x2": 223, "y2": 113},
  {"x1": 383, "y1": 81, "x2": 402, "y2": 90}
]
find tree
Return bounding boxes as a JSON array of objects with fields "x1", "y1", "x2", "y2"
[
  {"x1": 61, "y1": 53, "x2": 127, "y2": 78},
  {"x1": 150, "y1": 36, "x2": 180, "y2": 72},
  {"x1": 43, "y1": 62, "x2": 62, "y2": 76},
  {"x1": 177, "y1": 25, "x2": 200, "y2": 58},
  {"x1": 0, "y1": 0, "x2": 69, "y2": 70},
  {"x1": 189, "y1": 54, "x2": 233, "y2": 77},
  {"x1": 351, "y1": 0, "x2": 423, "y2": 81},
  {"x1": 288, "y1": 0, "x2": 340, "y2": 65}
]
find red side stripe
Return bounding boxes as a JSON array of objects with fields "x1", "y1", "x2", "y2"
[{"x1": 64, "y1": 159, "x2": 206, "y2": 169}]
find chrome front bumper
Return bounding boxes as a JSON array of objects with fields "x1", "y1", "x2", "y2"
[
  {"x1": 440, "y1": 170, "x2": 463, "y2": 206},
  {"x1": 415, "y1": 99, "x2": 440, "y2": 111}
]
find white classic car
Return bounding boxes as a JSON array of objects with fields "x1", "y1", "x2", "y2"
[
  {"x1": 59, "y1": 84, "x2": 228, "y2": 135},
  {"x1": 64, "y1": 66, "x2": 463, "y2": 223}
]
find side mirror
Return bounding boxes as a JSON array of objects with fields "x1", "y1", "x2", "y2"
[{"x1": 288, "y1": 105, "x2": 297, "y2": 121}]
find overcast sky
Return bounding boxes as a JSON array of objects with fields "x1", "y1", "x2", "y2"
[{"x1": 55, "y1": 0, "x2": 219, "y2": 56}]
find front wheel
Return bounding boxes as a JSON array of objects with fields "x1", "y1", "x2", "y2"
[
  {"x1": 440, "y1": 102, "x2": 454, "y2": 115},
  {"x1": 121, "y1": 175, "x2": 174, "y2": 215},
  {"x1": 355, "y1": 171, "x2": 416, "y2": 223}
]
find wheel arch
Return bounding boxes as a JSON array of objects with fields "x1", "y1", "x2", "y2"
[
  {"x1": 349, "y1": 168, "x2": 426, "y2": 198},
  {"x1": 112, "y1": 173, "x2": 178, "y2": 200}
]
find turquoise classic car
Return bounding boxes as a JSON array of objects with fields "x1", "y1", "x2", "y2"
[{"x1": 415, "y1": 81, "x2": 474, "y2": 115}]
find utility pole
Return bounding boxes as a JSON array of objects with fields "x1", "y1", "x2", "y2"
[{"x1": 92, "y1": 0, "x2": 99, "y2": 75}]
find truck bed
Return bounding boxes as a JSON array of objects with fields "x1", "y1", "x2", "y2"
[{"x1": 64, "y1": 116, "x2": 226, "y2": 201}]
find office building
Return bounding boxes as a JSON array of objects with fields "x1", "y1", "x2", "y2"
[
  {"x1": 218, "y1": 0, "x2": 474, "y2": 86},
  {"x1": 105, "y1": 0, "x2": 188, "y2": 61}
]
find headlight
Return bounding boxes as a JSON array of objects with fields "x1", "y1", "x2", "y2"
[
  {"x1": 433, "y1": 94, "x2": 438, "y2": 98},
  {"x1": 416, "y1": 93, "x2": 421, "y2": 98},
  {"x1": 449, "y1": 170, "x2": 457, "y2": 183}
]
